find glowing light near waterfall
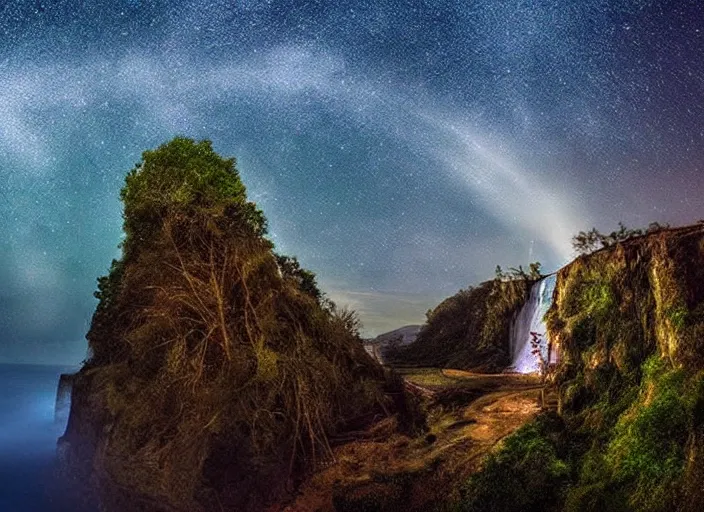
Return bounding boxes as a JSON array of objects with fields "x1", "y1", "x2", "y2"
[{"x1": 509, "y1": 274, "x2": 557, "y2": 373}]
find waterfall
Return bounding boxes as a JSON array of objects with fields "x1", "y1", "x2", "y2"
[
  {"x1": 509, "y1": 274, "x2": 557, "y2": 373},
  {"x1": 54, "y1": 373, "x2": 75, "y2": 428}
]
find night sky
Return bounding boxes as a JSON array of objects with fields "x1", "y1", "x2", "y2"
[{"x1": 1, "y1": 1, "x2": 703, "y2": 364}]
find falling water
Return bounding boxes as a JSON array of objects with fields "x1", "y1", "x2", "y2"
[
  {"x1": 54, "y1": 373, "x2": 75, "y2": 426},
  {"x1": 509, "y1": 274, "x2": 557, "y2": 373}
]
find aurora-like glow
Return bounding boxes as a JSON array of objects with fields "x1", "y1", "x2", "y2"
[{"x1": 1, "y1": 1, "x2": 703, "y2": 362}]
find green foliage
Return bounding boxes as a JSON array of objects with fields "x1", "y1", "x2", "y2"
[
  {"x1": 457, "y1": 414, "x2": 569, "y2": 512},
  {"x1": 122, "y1": 137, "x2": 244, "y2": 211},
  {"x1": 495, "y1": 262, "x2": 543, "y2": 281},
  {"x1": 603, "y1": 357, "x2": 694, "y2": 511},
  {"x1": 119, "y1": 137, "x2": 266, "y2": 257},
  {"x1": 666, "y1": 305, "x2": 688, "y2": 332},
  {"x1": 571, "y1": 227, "x2": 602, "y2": 255},
  {"x1": 464, "y1": 357, "x2": 704, "y2": 512},
  {"x1": 93, "y1": 258, "x2": 124, "y2": 314},
  {"x1": 561, "y1": 358, "x2": 704, "y2": 512},
  {"x1": 528, "y1": 261, "x2": 543, "y2": 280},
  {"x1": 571, "y1": 222, "x2": 671, "y2": 256},
  {"x1": 540, "y1": 226, "x2": 704, "y2": 512},
  {"x1": 581, "y1": 279, "x2": 615, "y2": 319},
  {"x1": 275, "y1": 253, "x2": 323, "y2": 303}
]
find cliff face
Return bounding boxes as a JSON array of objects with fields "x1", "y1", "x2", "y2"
[
  {"x1": 432, "y1": 224, "x2": 704, "y2": 512},
  {"x1": 549, "y1": 223, "x2": 704, "y2": 387},
  {"x1": 54, "y1": 373, "x2": 75, "y2": 426},
  {"x1": 542, "y1": 223, "x2": 704, "y2": 511}
]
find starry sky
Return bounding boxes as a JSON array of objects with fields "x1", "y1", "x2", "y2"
[{"x1": 1, "y1": 0, "x2": 703, "y2": 364}]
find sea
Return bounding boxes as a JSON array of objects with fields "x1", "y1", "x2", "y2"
[{"x1": 0, "y1": 363, "x2": 79, "y2": 512}]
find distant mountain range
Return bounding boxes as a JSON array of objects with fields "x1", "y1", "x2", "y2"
[{"x1": 366, "y1": 325, "x2": 421, "y2": 347}]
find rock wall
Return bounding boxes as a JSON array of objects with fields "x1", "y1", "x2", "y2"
[{"x1": 542, "y1": 223, "x2": 704, "y2": 511}]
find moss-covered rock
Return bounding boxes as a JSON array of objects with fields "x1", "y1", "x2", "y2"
[
  {"x1": 455, "y1": 223, "x2": 704, "y2": 512},
  {"x1": 550, "y1": 224, "x2": 704, "y2": 511}
]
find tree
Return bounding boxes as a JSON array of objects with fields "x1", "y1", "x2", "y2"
[
  {"x1": 119, "y1": 137, "x2": 267, "y2": 258},
  {"x1": 572, "y1": 227, "x2": 601, "y2": 255},
  {"x1": 646, "y1": 221, "x2": 670, "y2": 233},
  {"x1": 528, "y1": 262, "x2": 543, "y2": 280},
  {"x1": 495, "y1": 262, "x2": 543, "y2": 281},
  {"x1": 572, "y1": 222, "x2": 652, "y2": 256},
  {"x1": 275, "y1": 253, "x2": 323, "y2": 303}
]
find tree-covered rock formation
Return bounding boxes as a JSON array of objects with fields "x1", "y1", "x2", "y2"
[{"x1": 59, "y1": 138, "x2": 403, "y2": 512}]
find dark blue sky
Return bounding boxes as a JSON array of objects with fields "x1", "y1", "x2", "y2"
[{"x1": 1, "y1": 0, "x2": 703, "y2": 363}]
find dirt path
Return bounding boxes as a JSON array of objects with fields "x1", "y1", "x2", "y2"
[{"x1": 283, "y1": 370, "x2": 542, "y2": 511}]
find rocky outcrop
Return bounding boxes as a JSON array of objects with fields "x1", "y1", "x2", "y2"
[
  {"x1": 534, "y1": 223, "x2": 704, "y2": 511},
  {"x1": 58, "y1": 139, "x2": 405, "y2": 512},
  {"x1": 547, "y1": 223, "x2": 704, "y2": 409},
  {"x1": 390, "y1": 279, "x2": 530, "y2": 371}
]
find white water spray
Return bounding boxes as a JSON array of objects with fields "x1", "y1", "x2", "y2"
[{"x1": 509, "y1": 274, "x2": 557, "y2": 373}]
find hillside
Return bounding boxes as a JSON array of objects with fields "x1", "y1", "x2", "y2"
[
  {"x1": 57, "y1": 139, "x2": 412, "y2": 512},
  {"x1": 368, "y1": 325, "x2": 422, "y2": 346},
  {"x1": 390, "y1": 278, "x2": 531, "y2": 372}
]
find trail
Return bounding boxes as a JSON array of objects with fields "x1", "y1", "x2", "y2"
[{"x1": 285, "y1": 368, "x2": 544, "y2": 511}]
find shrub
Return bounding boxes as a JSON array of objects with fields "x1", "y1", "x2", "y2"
[{"x1": 457, "y1": 414, "x2": 569, "y2": 512}]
